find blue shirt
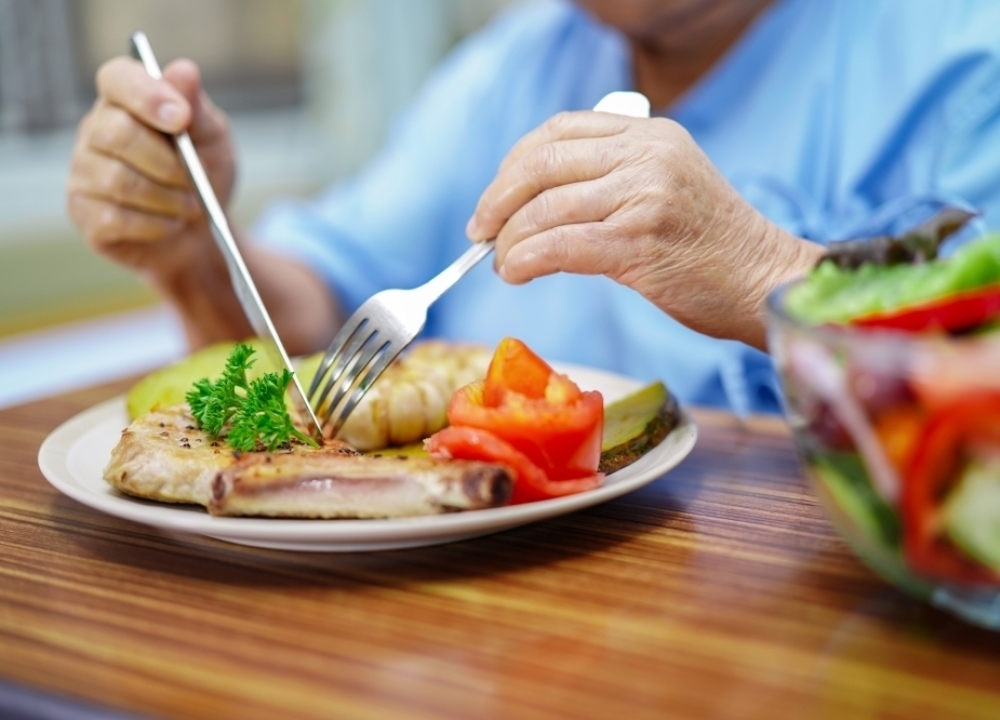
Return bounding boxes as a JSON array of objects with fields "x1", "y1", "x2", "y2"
[{"x1": 254, "y1": 0, "x2": 1000, "y2": 416}]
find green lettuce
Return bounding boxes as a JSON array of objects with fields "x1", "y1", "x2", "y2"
[{"x1": 786, "y1": 233, "x2": 1000, "y2": 324}]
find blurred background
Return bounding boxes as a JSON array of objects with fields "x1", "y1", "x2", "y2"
[{"x1": 0, "y1": 0, "x2": 513, "y2": 407}]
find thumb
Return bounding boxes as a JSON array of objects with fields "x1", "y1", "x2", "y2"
[{"x1": 162, "y1": 59, "x2": 228, "y2": 145}]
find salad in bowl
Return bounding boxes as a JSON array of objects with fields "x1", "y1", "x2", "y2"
[{"x1": 769, "y1": 209, "x2": 1000, "y2": 628}]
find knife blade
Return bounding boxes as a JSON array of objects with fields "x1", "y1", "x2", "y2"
[{"x1": 129, "y1": 31, "x2": 322, "y2": 440}]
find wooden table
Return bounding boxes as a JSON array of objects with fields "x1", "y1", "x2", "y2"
[{"x1": 2, "y1": 382, "x2": 1000, "y2": 720}]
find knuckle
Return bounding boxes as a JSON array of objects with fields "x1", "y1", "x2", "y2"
[
  {"x1": 526, "y1": 143, "x2": 558, "y2": 181},
  {"x1": 547, "y1": 227, "x2": 572, "y2": 262},
  {"x1": 88, "y1": 205, "x2": 122, "y2": 245},
  {"x1": 66, "y1": 192, "x2": 86, "y2": 226},
  {"x1": 75, "y1": 105, "x2": 99, "y2": 142},
  {"x1": 547, "y1": 111, "x2": 574, "y2": 134},
  {"x1": 98, "y1": 163, "x2": 123, "y2": 198},
  {"x1": 114, "y1": 165, "x2": 141, "y2": 203},
  {"x1": 651, "y1": 117, "x2": 690, "y2": 147},
  {"x1": 91, "y1": 107, "x2": 133, "y2": 152},
  {"x1": 525, "y1": 191, "x2": 554, "y2": 228},
  {"x1": 95, "y1": 57, "x2": 131, "y2": 95}
]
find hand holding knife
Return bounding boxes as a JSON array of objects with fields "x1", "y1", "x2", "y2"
[{"x1": 129, "y1": 31, "x2": 323, "y2": 441}]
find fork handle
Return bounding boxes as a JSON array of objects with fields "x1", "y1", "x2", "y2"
[{"x1": 415, "y1": 240, "x2": 495, "y2": 304}]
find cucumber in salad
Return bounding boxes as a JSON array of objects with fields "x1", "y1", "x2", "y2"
[
  {"x1": 944, "y1": 461, "x2": 1000, "y2": 571},
  {"x1": 810, "y1": 451, "x2": 899, "y2": 548}
]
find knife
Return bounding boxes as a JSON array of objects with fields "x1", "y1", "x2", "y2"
[{"x1": 129, "y1": 31, "x2": 323, "y2": 440}]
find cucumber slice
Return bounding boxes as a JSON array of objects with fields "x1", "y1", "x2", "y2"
[
  {"x1": 944, "y1": 461, "x2": 1000, "y2": 571},
  {"x1": 811, "y1": 452, "x2": 900, "y2": 548},
  {"x1": 807, "y1": 452, "x2": 932, "y2": 596},
  {"x1": 599, "y1": 381, "x2": 678, "y2": 473}
]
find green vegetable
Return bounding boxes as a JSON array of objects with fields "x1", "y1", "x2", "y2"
[
  {"x1": 599, "y1": 381, "x2": 677, "y2": 474},
  {"x1": 808, "y1": 451, "x2": 930, "y2": 597},
  {"x1": 786, "y1": 233, "x2": 1000, "y2": 324},
  {"x1": 186, "y1": 343, "x2": 317, "y2": 452},
  {"x1": 944, "y1": 461, "x2": 1000, "y2": 572},
  {"x1": 187, "y1": 342, "x2": 255, "y2": 437},
  {"x1": 126, "y1": 339, "x2": 276, "y2": 420},
  {"x1": 811, "y1": 452, "x2": 900, "y2": 549}
]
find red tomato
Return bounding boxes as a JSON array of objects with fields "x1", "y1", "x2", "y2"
[
  {"x1": 853, "y1": 283, "x2": 1000, "y2": 333},
  {"x1": 483, "y1": 336, "x2": 556, "y2": 405},
  {"x1": 425, "y1": 427, "x2": 601, "y2": 504},
  {"x1": 426, "y1": 338, "x2": 604, "y2": 502}
]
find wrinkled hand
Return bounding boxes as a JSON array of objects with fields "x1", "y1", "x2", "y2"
[
  {"x1": 467, "y1": 112, "x2": 822, "y2": 349},
  {"x1": 67, "y1": 57, "x2": 235, "y2": 281}
]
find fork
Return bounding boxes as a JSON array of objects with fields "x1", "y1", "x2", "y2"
[
  {"x1": 309, "y1": 91, "x2": 651, "y2": 436},
  {"x1": 307, "y1": 239, "x2": 494, "y2": 434}
]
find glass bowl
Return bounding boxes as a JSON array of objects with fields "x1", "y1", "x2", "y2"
[{"x1": 768, "y1": 282, "x2": 1000, "y2": 629}]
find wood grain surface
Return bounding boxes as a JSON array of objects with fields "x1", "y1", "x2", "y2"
[{"x1": 2, "y1": 381, "x2": 1000, "y2": 720}]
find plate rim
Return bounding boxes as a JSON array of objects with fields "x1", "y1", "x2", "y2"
[{"x1": 37, "y1": 363, "x2": 698, "y2": 549}]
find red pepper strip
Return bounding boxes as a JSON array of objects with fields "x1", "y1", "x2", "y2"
[
  {"x1": 902, "y1": 392, "x2": 1000, "y2": 584},
  {"x1": 425, "y1": 426, "x2": 602, "y2": 504},
  {"x1": 853, "y1": 283, "x2": 1000, "y2": 333}
]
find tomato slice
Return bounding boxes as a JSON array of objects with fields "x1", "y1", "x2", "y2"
[
  {"x1": 483, "y1": 336, "x2": 555, "y2": 405},
  {"x1": 448, "y1": 380, "x2": 604, "y2": 481},
  {"x1": 853, "y1": 283, "x2": 1000, "y2": 333},
  {"x1": 426, "y1": 338, "x2": 605, "y2": 503},
  {"x1": 425, "y1": 426, "x2": 602, "y2": 504},
  {"x1": 902, "y1": 392, "x2": 1000, "y2": 583}
]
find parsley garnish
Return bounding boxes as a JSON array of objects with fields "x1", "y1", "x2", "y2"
[{"x1": 186, "y1": 343, "x2": 318, "y2": 452}]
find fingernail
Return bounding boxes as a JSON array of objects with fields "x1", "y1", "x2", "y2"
[
  {"x1": 158, "y1": 102, "x2": 184, "y2": 127},
  {"x1": 498, "y1": 263, "x2": 509, "y2": 282}
]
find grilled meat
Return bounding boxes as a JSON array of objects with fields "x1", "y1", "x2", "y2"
[
  {"x1": 209, "y1": 452, "x2": 513, "y2": 518},
  {"x1": 104, "y1": 403, "x2": 513, "y2": 517},
  {"x1": 103, "y1": 404, "x2": 357, "y2": 506}
]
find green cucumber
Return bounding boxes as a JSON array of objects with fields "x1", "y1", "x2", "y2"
[
  {"x1": 808, "y1": 451, "x2": 932, "y2": 597},
  {"x1": 599, "y1": 381, "x2": 678, "y2": 474},
  {"x1": 944, "y1": 461, "x2": 1000, "y2": 572},
  {"x1": 811, "y1": 452, "x2": 900, "y2": 549}
]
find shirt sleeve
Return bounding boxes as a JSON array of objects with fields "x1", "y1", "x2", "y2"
[{"x1": 250, "y1": 8, "x2": 527, "y2": 315}]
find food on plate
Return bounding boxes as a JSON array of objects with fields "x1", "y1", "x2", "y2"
[
  {"x1": 425, "y1": 338, "x2": 604, "y2": 503},
  {"x1": 185, "y1": 342, "x2": 316, "y2": 452},
  {"x1": 599, "y1": 381, "x2": 679, "y2": 474},
  {"x1": 105, "y1": 404, "x2": 355, "y2": 506},
  {"x1": 127, "y1": 339, "x2": 276, "y2": 421},
  {"x1": 298, "y1": 341, "x2": 491, "y2": 450},
  {"x1": 777, "y1": 224, "x2": 1000, "y2": 588},
  {"x1": 128, "y1": 340, "x2": 491, "y2": 451},
  {"x1": 378, "y1": 380, "x2": 683, "y2": 473},
  {"x1": 209, "y1": 451, "x2": 511, "y2": 518},
  {"x1": 108, "y1": 338, "x2": 677, "y2": 518},
  {"x1": 105, "y1": 402, "x2": 511, "y2": 516}
]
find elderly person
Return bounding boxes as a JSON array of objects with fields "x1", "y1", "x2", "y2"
[{"x1": 67, "y1": 0, "x2": 1000, "y2": 415}]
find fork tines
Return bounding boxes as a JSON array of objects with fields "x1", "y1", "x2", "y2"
[{"x1": 307, "y1": 315, "x2": 399, "y2": 437}]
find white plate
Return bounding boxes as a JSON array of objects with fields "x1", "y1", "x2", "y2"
[{"x1": 38, "y1": 363, "x2": 697, "y2": 552}]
